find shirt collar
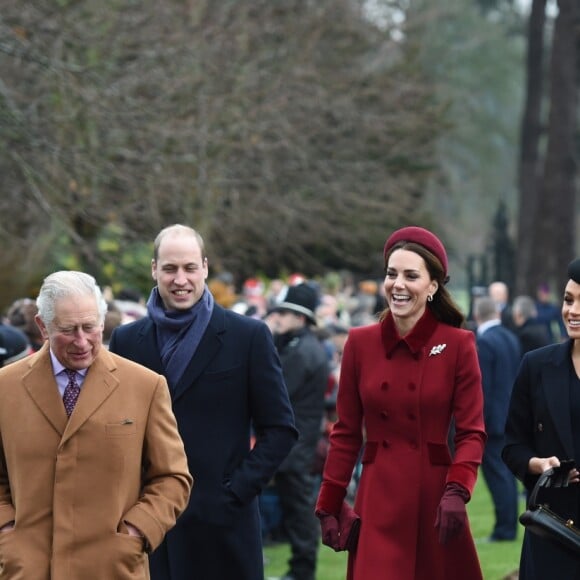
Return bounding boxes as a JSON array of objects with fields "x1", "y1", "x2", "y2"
[{"x1": 477, "y1": 318, "x2": 501, "y2": 336}]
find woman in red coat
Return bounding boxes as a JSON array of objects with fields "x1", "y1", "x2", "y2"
[{"x1": 315, "y1": 226, "x2": 486, "y2": 580}]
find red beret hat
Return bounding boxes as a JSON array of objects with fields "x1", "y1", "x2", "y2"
[{"x1": 383, "y1": 226, "x2": 448, "y2": 277}]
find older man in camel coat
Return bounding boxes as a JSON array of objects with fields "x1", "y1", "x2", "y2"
[{"x1": 0, "y1": 271, "x2": 192, "y2": 579}]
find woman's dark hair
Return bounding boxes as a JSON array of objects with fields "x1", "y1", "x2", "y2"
[{"x1": 379, "y1": 241, "x2": 465, "y2": 328}]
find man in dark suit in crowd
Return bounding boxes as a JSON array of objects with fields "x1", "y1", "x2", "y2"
[
  {"x1": 271, "y1": 283, "x2": 329, "y2": 580},
  {"x1": 474, "y1": 296, "x2": 522, "y2": 541},
  {"x1": 489, "y1": 280, "x2": 517, "y2": 332},
  {"x1": 109, "y1": 224, "x2": 297, "y2": 580}
]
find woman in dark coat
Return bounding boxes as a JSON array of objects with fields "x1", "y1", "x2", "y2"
[
  {"x1": 503, "y1": 258, "x2": 580, "y2": 580},
  {"x1": 315, "y1": 226, "x2": 486, "y2": 580}
]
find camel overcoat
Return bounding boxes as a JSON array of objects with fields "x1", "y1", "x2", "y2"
[
  {"x1": 317, "y1": 310, "x2": 486, "y2": 580},
  {"x1": 0, "y1": 344, "x2": 192, "y2": 580}
]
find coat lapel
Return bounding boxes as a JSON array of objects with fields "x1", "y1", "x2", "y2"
[
  {"x1": 60, "y1": 350, "x2": 120, "y2": 446},
  {"x1": 22, "y1": 346, "x2": 120, "y2": 444},
  {"x1": 137, "y1": 318, "x2": 164, "y2": 374},
  {"x1": 543, "y1": 342, "x2": 575, "y2": 457},
  {"x1": 172, "y1": 306, "x2": 225, "y2": 403},
  {"x1": 22, "y1": 344, "x2": 68, "y2": 436}
]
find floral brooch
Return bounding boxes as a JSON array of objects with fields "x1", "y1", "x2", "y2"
[{"x1": 429, "y1": 344, "x2": 447, "y2": 357}]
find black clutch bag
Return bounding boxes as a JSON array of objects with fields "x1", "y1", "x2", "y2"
[{"x1": 519, "y1": 461, "x2": 580, "y2": 554}]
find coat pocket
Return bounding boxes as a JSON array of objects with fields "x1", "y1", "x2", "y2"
[
  {"x1": 103, "y1": 533, "x2": 146, "y2": 578},
  {"x1": 0, "y1": 529, "x2": 26, "y2": 578},
  {"x1": 427, "y1": 442, "x2": 452, "y2": 466},
  {"x1": 106, "y1": 421, "x2": 137, "y2": 437}
]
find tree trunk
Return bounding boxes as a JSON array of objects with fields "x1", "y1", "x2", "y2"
[
  {"x1": 530, "y1": 0, "x2": 578, "y2": 295},
  {"x1": 515, "y1": 0, "x2": 547, "y2": 296}
]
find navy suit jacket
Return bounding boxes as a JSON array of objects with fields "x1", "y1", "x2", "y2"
[
  {"x1": 477, "y1": 323, "x2": 522, "y2": 436},
  {"x1": 109, "y1": 303, "x2": 297, "y2": 580}
]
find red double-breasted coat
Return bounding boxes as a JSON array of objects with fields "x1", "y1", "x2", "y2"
[{"x1": 317, "y1": 310, "x2": 486, "y2": 580}]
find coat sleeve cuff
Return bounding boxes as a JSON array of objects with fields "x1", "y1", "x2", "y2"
[
  {"x1": 446, "y1": 462, "x2": 479, "y2": 497},
  {"x1": 316, "y1": 481, "x2": 346, "y2": 515},
  {"x1": 123, "y1": 506, "x2": 165, "y2": 552}
]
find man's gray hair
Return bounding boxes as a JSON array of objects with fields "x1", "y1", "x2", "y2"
[
  {"x1": 513, "y1": 295, "x2": 538, "y2": 321},
  {"x1": 36, "y1": 271, "x2": 108, "y2": 328},
  {"x1": 474, "y1": 296, "x2": 498, "y2": 322}
]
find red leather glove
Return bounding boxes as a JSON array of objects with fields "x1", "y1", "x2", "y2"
[
  {"x1": 434, "y1": 482, "x2": 470, "y2": 545},
  {"x1": 317, "y1": 501, "x2": 361, "y2": 552},
  {"x1": 316, "y1": 511, "x2": 341, "y2": 551},
  {"x1": 338, "y1": 501, "x2": 361, "y2": 552}
]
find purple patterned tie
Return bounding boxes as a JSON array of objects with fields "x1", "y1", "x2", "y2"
[{"x1": 63, "y1": 369, "x2": 81, "y2": 417}]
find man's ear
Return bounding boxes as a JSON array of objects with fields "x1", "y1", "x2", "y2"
[{"x1": 35, "y1": 314, "x2": 49, "y2": 341}]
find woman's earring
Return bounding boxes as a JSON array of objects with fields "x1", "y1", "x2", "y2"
[{"x1": 427, "y1": 294, "x2": 433, "y2": 302}]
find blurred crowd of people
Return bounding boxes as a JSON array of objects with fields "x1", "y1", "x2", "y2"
[{"x1": 4, "y1": 269, "x2": 561, "y2": 372}]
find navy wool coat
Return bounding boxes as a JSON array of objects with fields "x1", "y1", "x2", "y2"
[
  {"x1": 109, "y1": 304, "x2": 297, "y2": 580},
  {"x1": 503, "y1": 341, "x2": 580, "y2": 580}
]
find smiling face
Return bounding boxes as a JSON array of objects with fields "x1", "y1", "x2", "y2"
[
  {"x1": 36, "y1": 294, "x2": 103, "y2": 370},
  {"x1": 384, "y1": 248, "x2": 438, "y2": 335},
  {"x1": 152, "y1": 230, "x2": 208, "y2": 311},
  {"x1": 562, "y1": 279, "x2": 580, "y2": 339}
]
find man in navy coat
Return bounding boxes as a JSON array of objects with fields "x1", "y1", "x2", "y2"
[
  {"x1": 109, "y1": 224, "x2": 297, "y2": 580},
  {"x1": 474, "y1": 295, "x2": 522, "y2": 541}
]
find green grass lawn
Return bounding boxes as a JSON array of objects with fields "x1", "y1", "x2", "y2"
[{"x1": 263, "y1": 477, "x2": 524, "y2": 579}]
